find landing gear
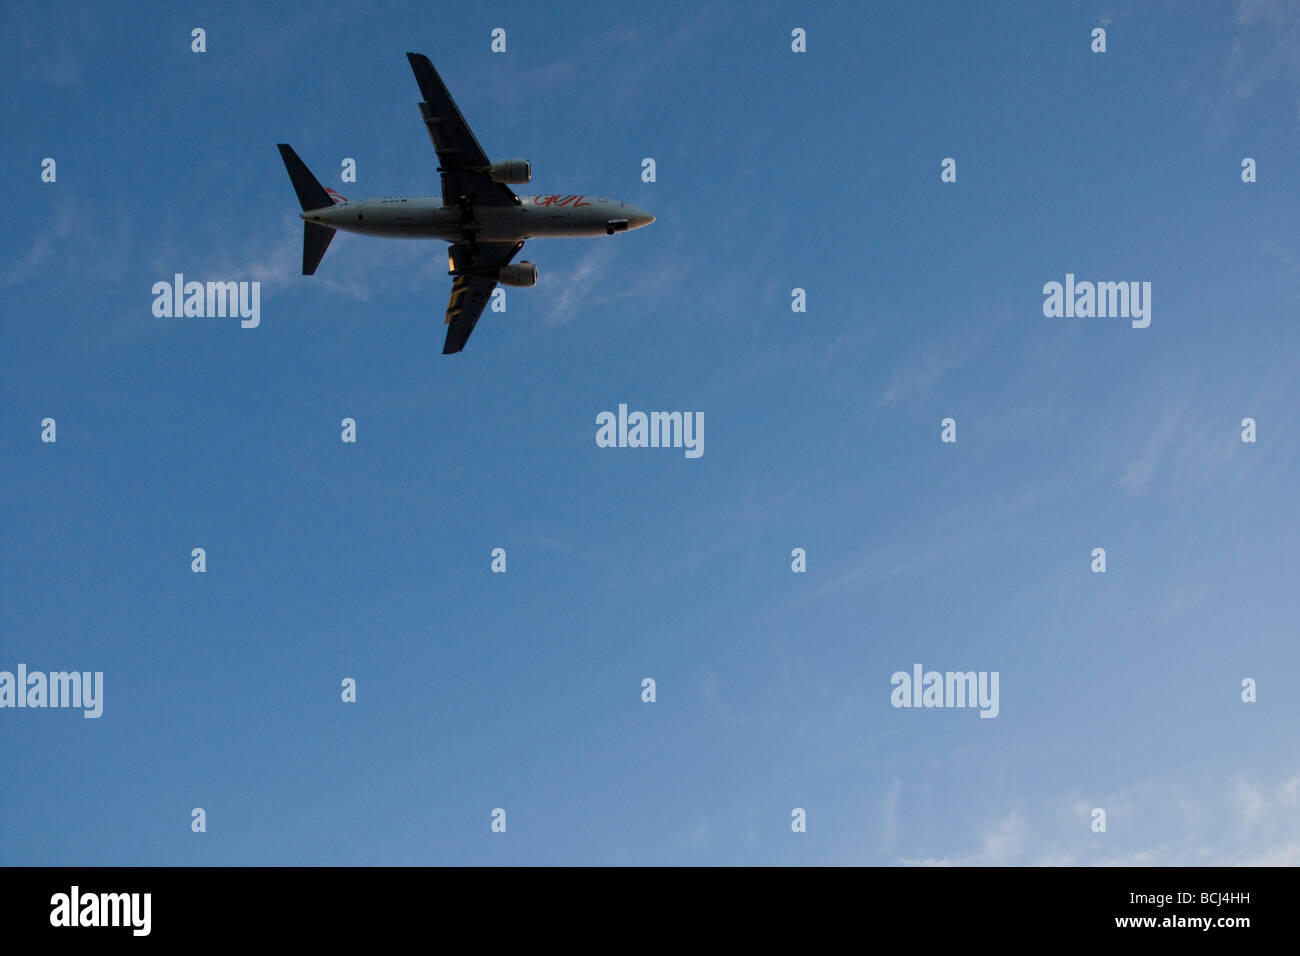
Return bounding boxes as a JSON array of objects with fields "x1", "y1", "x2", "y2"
[{"x1": 457, "y1": 194, "x2": 481, "y2": 262}]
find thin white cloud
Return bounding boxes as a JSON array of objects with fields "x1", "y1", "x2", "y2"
[
  {"x1": 875, "y1": 310, "x2": 1015, "y2": 409},
  {"x1": 900, "y1": 811, "x2": 1029, "y2": 866},
  {"x1": 684, "y1": 819, "x2": 711, "y2": 848},
  {"x1": 896, "y1": 769, "x2": 1300, "y2": 866},
  {"x1": 878, "y1": 333, "x2": 977, "y2": 408},
  {"x1": 818, "y1": 474, "x2": 1078, "y2": 598},
  {"x1": 1228, "y1": 0, "x2": 1300, "y2": 103},
  {"x1": 9, "y1": 3, "x2": 86, "y2": 87},
  {"x1": 882, "y1": 776, "x2": 903, "y2": 851},
  {"x1": 1116, "y1": 383, "x2": 1276, "y2": 499},
  {"x1": 2, "y1": 195, "x2": 131, "y2": 289},
  {"x1": 546, "y1": 242, "x2": 620, "y2": 325},
  {"x1": 216, "y1": 221, "x2": 371, "y2": 303}
]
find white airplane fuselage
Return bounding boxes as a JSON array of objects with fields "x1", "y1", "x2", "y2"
[{"x1": 303, "y1": 193, "x2": 654, "y2": 242}]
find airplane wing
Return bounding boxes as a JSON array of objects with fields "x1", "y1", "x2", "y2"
[
  {"x1": 407, "y1": 52, "x2": 519, "y2": 209},
  {"x1": 442, "y1": 241, "x2": 523, "y2": 353}
]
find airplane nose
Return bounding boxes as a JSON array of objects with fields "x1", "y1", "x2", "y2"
[{"x1": 630, "y1": 208, "x2": 655, "y2": 229}]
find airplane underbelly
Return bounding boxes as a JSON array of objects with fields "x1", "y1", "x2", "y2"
[
  {"x1": 343, "y1": 207, "x2": 459, "y2": 239},
  {"x1": 514, "y1": 208, "x2": 599, "y2": 238}
]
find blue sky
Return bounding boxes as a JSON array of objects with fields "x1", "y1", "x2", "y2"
[{"x1": 2, "y1": 0, "x2": 1298, "y2": 865}]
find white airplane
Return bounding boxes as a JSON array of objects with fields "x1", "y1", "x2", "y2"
[{"x1": 278, "y1": 52, "x2": 655, "y2": 353}]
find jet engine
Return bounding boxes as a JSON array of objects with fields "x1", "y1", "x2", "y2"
[
  {"x1": 496, "y1": 262, "x2": 538, "y2": 287},
  {"x1": 487, "y1": 159, "x2": 531, "y2": 184}
]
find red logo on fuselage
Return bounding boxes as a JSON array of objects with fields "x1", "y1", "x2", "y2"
[{"x1": 533, "y1": 194, "x2": 592, "y2": 207}]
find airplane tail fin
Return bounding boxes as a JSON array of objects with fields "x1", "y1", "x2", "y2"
[
  {"x1": 302, "y1": 221, "x2": 335, "y2": 276},
  {"x1": 278, "y1": 145, "x2": 339, "y2": 275},
  {"x1": 277, "y1": 144, "x2": 333, "y2": 212}
]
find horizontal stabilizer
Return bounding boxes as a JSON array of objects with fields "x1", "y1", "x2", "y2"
[{"x1": 303, "y1": 221, "x2": 335, "y2": 275}]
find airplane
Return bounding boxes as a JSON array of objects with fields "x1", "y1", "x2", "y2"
[{"x1": 277, "y1": 52, "x2": 655, "y2": 353}]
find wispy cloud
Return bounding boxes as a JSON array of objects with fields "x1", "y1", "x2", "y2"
[
  {"x1": 479, "y1": 5, "x2": 726, "y2": 118},
  {"x1": 2, "y1": 194, "x2": 132, "y2": 289},
  {"x1": 0, "y1": 201, "x2": 75, "y2": 288},
  {"x1": 882, "y1": 776, "x2": 903, "y2": 851},
  {"x1": 901, "y1": 811, "x2": 1029, "y2": 867},
  {"x1": 684, "y1": 819, "x2": 711, "y2": 849},
  {"x1": 218, "y1": 220, "x2": 372, "y2": 302},
  {"x1": 1115, "y1": 387, "x2": 1271, "y2": 499},
  {"x1": 877, "y1": 334, "x2": 975, "y2": 408},
  {"x1": 1228, "y1": 0, "x2": 1300, "y2": 100},
  {"x1": 546, "y1": 242, "x2": 621, "y2": 325},
  {"x1": 818, "y1": 474, "x2": 1078, "y2": 598},
  {"x1": 875, "y1": 312, "x2": 1010, "y2": 409},
  {"x1": 9, "y1": 3, "x2": 86, "y2": 87},
  {"x1": 896, "y1": 768, "x2": 1300, "y2": 866},
  {"x1": 1225, "y1": 0, "x2": 1300, "y2": 125}
]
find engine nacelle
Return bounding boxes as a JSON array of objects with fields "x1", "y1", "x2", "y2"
[
  {"x1": 487, "y1": 159, "x2": 531, "y2": 184},
  {"x1": 496, "y1": 262, "x2": 538, "y2": 287}
]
